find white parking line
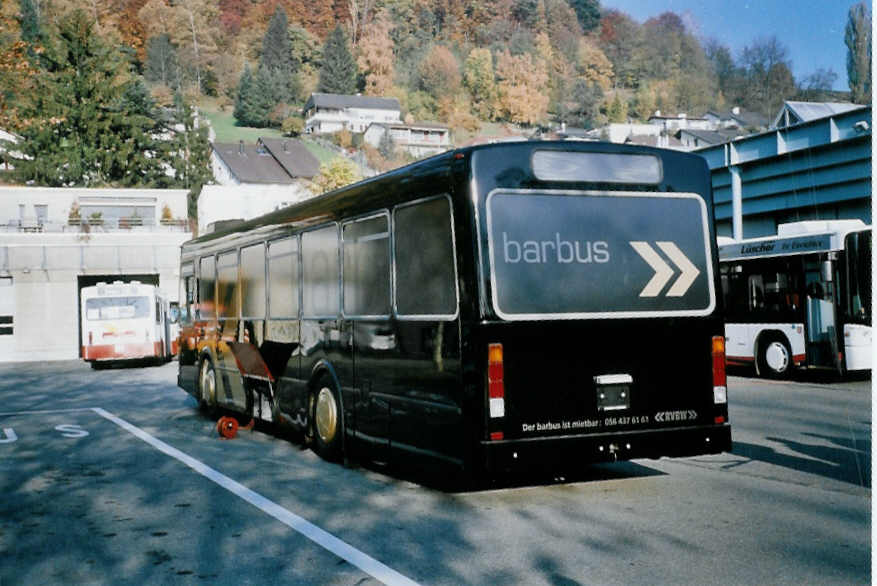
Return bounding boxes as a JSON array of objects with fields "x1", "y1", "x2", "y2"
[{"x1": 90, "y1": 408, "x2": 419, "y2": 586}]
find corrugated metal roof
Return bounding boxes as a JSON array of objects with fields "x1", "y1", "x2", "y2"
[{"x1": 774, "y1": 101, "x2": 866, "y2": 128}]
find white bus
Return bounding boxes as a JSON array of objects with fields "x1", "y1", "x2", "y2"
[
  {"x1": 81, "y1": 281, "x2": 176, "y2": 367},
  {"x1": 718, "y1": 220, "x2": 871, "y2": 378}
]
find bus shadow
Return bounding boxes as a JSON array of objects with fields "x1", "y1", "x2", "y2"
[
  {"x1": 358, "y1": 458, "x2": 666, "y2": 493},
  {"x1": 731, "y1": 436, "x2": 870, "y2": 488}
]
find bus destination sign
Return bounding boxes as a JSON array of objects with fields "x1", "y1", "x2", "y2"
[
  {"x1": 718, "y1": 233, "x2": 833, "y2": 261},
  {"x1": 486, "y1": 190, "x2": 716, "y2": 319}
]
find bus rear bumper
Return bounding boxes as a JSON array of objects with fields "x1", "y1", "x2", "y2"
[
  {"x1": 481, "y1": 424, "x2": 732, "y2": 472},
  {"x1": 83, "y1": 342, "x2": 161, "y2": 361}
]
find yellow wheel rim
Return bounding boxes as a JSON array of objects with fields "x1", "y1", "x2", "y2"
[{"x1": 315, "y1": 387, "x2": 337, "y2": 443}]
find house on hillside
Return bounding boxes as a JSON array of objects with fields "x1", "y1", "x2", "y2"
[
  {"x1": 363, "y1": 122, "x2": 451, "y2": 158},
  {"x1": 704, "y1": 106, "x2": 768, "y2": 132},
  {"x1": 678, "y1": 128, "x2": 747, "y2": 149},
  {"x1": 303, "y1": 93, "x2": 402, "y2": 135},
  {"x1": 211, "y1": 138, "x2": 319, "y2": 186},
  {"x1": 205, "y1": 137, "x2": 320, "y2": 234}
]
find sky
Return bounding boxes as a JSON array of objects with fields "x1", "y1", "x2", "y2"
[{"x1": 599, "y1": 0, "x2": 864, "y2": 91}]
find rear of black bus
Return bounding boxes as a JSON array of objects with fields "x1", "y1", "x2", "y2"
[{"x1": 466, "y1": 142, "x2": 731, "y2": 474}]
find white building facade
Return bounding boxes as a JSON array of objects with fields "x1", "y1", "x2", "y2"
[
  {"x1": 0, "y1": 187, "x2": 191, "y2": 362},
  {"x1": 363, "y1": 122, "x2": 452, "y2": 158},
  {"x1": 304, "y1": 93, "x2": 402, "y2": 135}
]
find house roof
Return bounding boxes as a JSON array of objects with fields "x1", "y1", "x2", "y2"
[
  {"x1": 212, "y1": 139, "x2": 320, "y2": 184},
  {"x1": 305, "y1": 93, "x2": 401, "y2": 112},
  {"x1": 258, "y1": 138, "x2": 320, "y2": 179},
  {"x1": 679, "y1": 128, "x2": 747, "y2": 145},
  {"x1": 773, "y1": 101, "x2": 865, "y2": 128},
  {"x1": 212, "y1": 142, "x2": 295, "y2": 184},
  {"x1": 706, "y1": 108, "x2": 769, "y2": 129},
  {"x1": 623, "y1": 134, "x2": 683, "y2": 148}
]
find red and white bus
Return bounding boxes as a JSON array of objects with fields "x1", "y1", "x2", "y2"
[{"x1": 80, "y1": 281, "x2": 176, "y2": 367}]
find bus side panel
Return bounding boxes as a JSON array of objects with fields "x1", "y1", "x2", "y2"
[{"x1": 353, "y1": 320, "x2": 464, "y2": 468}]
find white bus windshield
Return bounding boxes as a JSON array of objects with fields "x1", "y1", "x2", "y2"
[
  {"x1": 85, "y1": 296, "x2": 150, "y2": 320},
  {"x1": 485, "y1": 190, "x2": 715, "y2": 319}
]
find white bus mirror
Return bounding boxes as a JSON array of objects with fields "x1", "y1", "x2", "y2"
[{"x1": 169, "y1": 306, "x2": 181, "y2": 324}]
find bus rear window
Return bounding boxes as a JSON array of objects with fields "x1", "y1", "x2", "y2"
[
  {"x1": 486, "y1": 190, "x2": 714, "y2": 319},
  {"x1": 532, "y1": 151, "x2": 661, "y2": 184},
  {"x1": 85, "y1": 297, "x2": 150, "y2": 320}
]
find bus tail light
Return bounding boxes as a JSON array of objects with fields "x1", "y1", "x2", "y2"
[
  {"x1": 488, "y1": 343, "x2": 505, "y2": 418},
  {"x1": 712, "y1": 336, "x2": 727, "y2": 404}
]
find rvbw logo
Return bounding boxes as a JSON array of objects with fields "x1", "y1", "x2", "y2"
[{"x1": 503, "y1": 232, "x2": 610, "y2": 264}]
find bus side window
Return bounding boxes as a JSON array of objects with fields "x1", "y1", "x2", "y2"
[
  {"x1": 268, "y1": 237, "x2": 300, "y2": 318},
  {"x1": 199, "y1": 256, "x2": 216, "y2": 319},
  {"x1": 241, "y1": 243, "x2": 267, "y2": 320},
  {"x1": 343, "y1": 214, "x2": 390, "y2": 317},
  {"x1": 217, "y1": 252, "x2": 239, "y2": 320},
  {"x1": 748, "y1": 275, "x2": 764, "y2": 311},
  {"x1": 186, "y1": 276, "x2": 196, "y2": 320},
  {"x1": 393, "y1": 196, "x2": 457, "y2": 317},
  {"x1": 302, "y1": 225, "x2": 340, "y2": 318}
]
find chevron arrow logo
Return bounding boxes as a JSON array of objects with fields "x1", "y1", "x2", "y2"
[{"x1": 630, "y1": 241, "x2": 700, "y2": 298}]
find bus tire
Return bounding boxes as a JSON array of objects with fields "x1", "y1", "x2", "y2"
[
  {"x1": 310, "y1": 376, "x2": 343, "y2": 462},
  {"x1": 757, "y1": 335, "x2": 792, "y2": 379},
  {"x1": 198, "y1": 357, "x2": 218, "y2": 416}
]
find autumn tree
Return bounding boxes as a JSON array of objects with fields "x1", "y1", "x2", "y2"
[
  {"x1": 356, "y1": 10, "x2": 394, "y2": 96},
  {"x1": 312, "y1": 157, "x2": 360, "y2": 194},
  {"x1": 797, "y1": 68, "x2": 839, "y2": 102},
  {"x1": 845, "y1": 2, "x2": 871, "y2": 104},
  {"x1": 576, "y1": 37, "x2": 613, "y2": 91},
  {"x1": 463, "y1": 48, "x2": 497, "y2": 119},
  {"x1": 138, "y1": 0, "x2": 219, "y2": 95},
  {"x1": 739, "y1": 36, "x2": 797, "y2": 117},
  {"x1": 318, "y1": 25, "x2": 357, "y2": 94},
  {"x1": 418, "y1": 45, "x2": 461, "y2": 102},
  {"x1": 598, "y1": 9, "x2": 641, "y2": 88},
  {"x1": 495, "y1": 49, "x2": 549, "y2": 125}
]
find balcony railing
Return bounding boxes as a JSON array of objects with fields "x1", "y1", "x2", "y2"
[{"x1": 1, "y1": 218, "x2": 190, "y2": 233}]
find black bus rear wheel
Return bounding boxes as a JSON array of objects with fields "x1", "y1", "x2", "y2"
[
  {"x1": 198, "y1": 358, "x2": 218, "y2": 416},
  {"x1": 310, "y1": 376, "x2": 343, "y2": 462}
]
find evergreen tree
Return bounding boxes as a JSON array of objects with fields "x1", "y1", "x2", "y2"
[
  {"x1": 318, "y1": 25, "x2": 357, "y2": 95},
  {"x1": 234, "y1": 64, "x2": 256, "y2": 125},
  {"x1": 18, "y1": 0, "x2": 44, "y2": 46},
  {"x1": 378, "y1": 127, "x2": 396, "y2": 158},
  {"x1": 144, "y1": 34, "x2": 180, "y2": 88},
  {"x1": 233, "y1": 64, "x2": 276, "y2": 127},
  {"x1": 845, "y1": 2, "x2": 872, "y2": 104},
  {"x1": 261, "y1": 7, "x2": 292, "y2": 73},
  {"x1": 568, "y1": 0, "x2": 601, "y2": 33},
  {"x1": 11, "y1": 10, "x2": 165, "y2": 187},
  {"x1": 169, "y1": 93, "x2": 213, "y2": 223}
]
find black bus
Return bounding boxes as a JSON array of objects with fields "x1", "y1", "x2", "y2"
[{"x1": 176, "y1": 140, "x2": 731, "y2": 479}]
